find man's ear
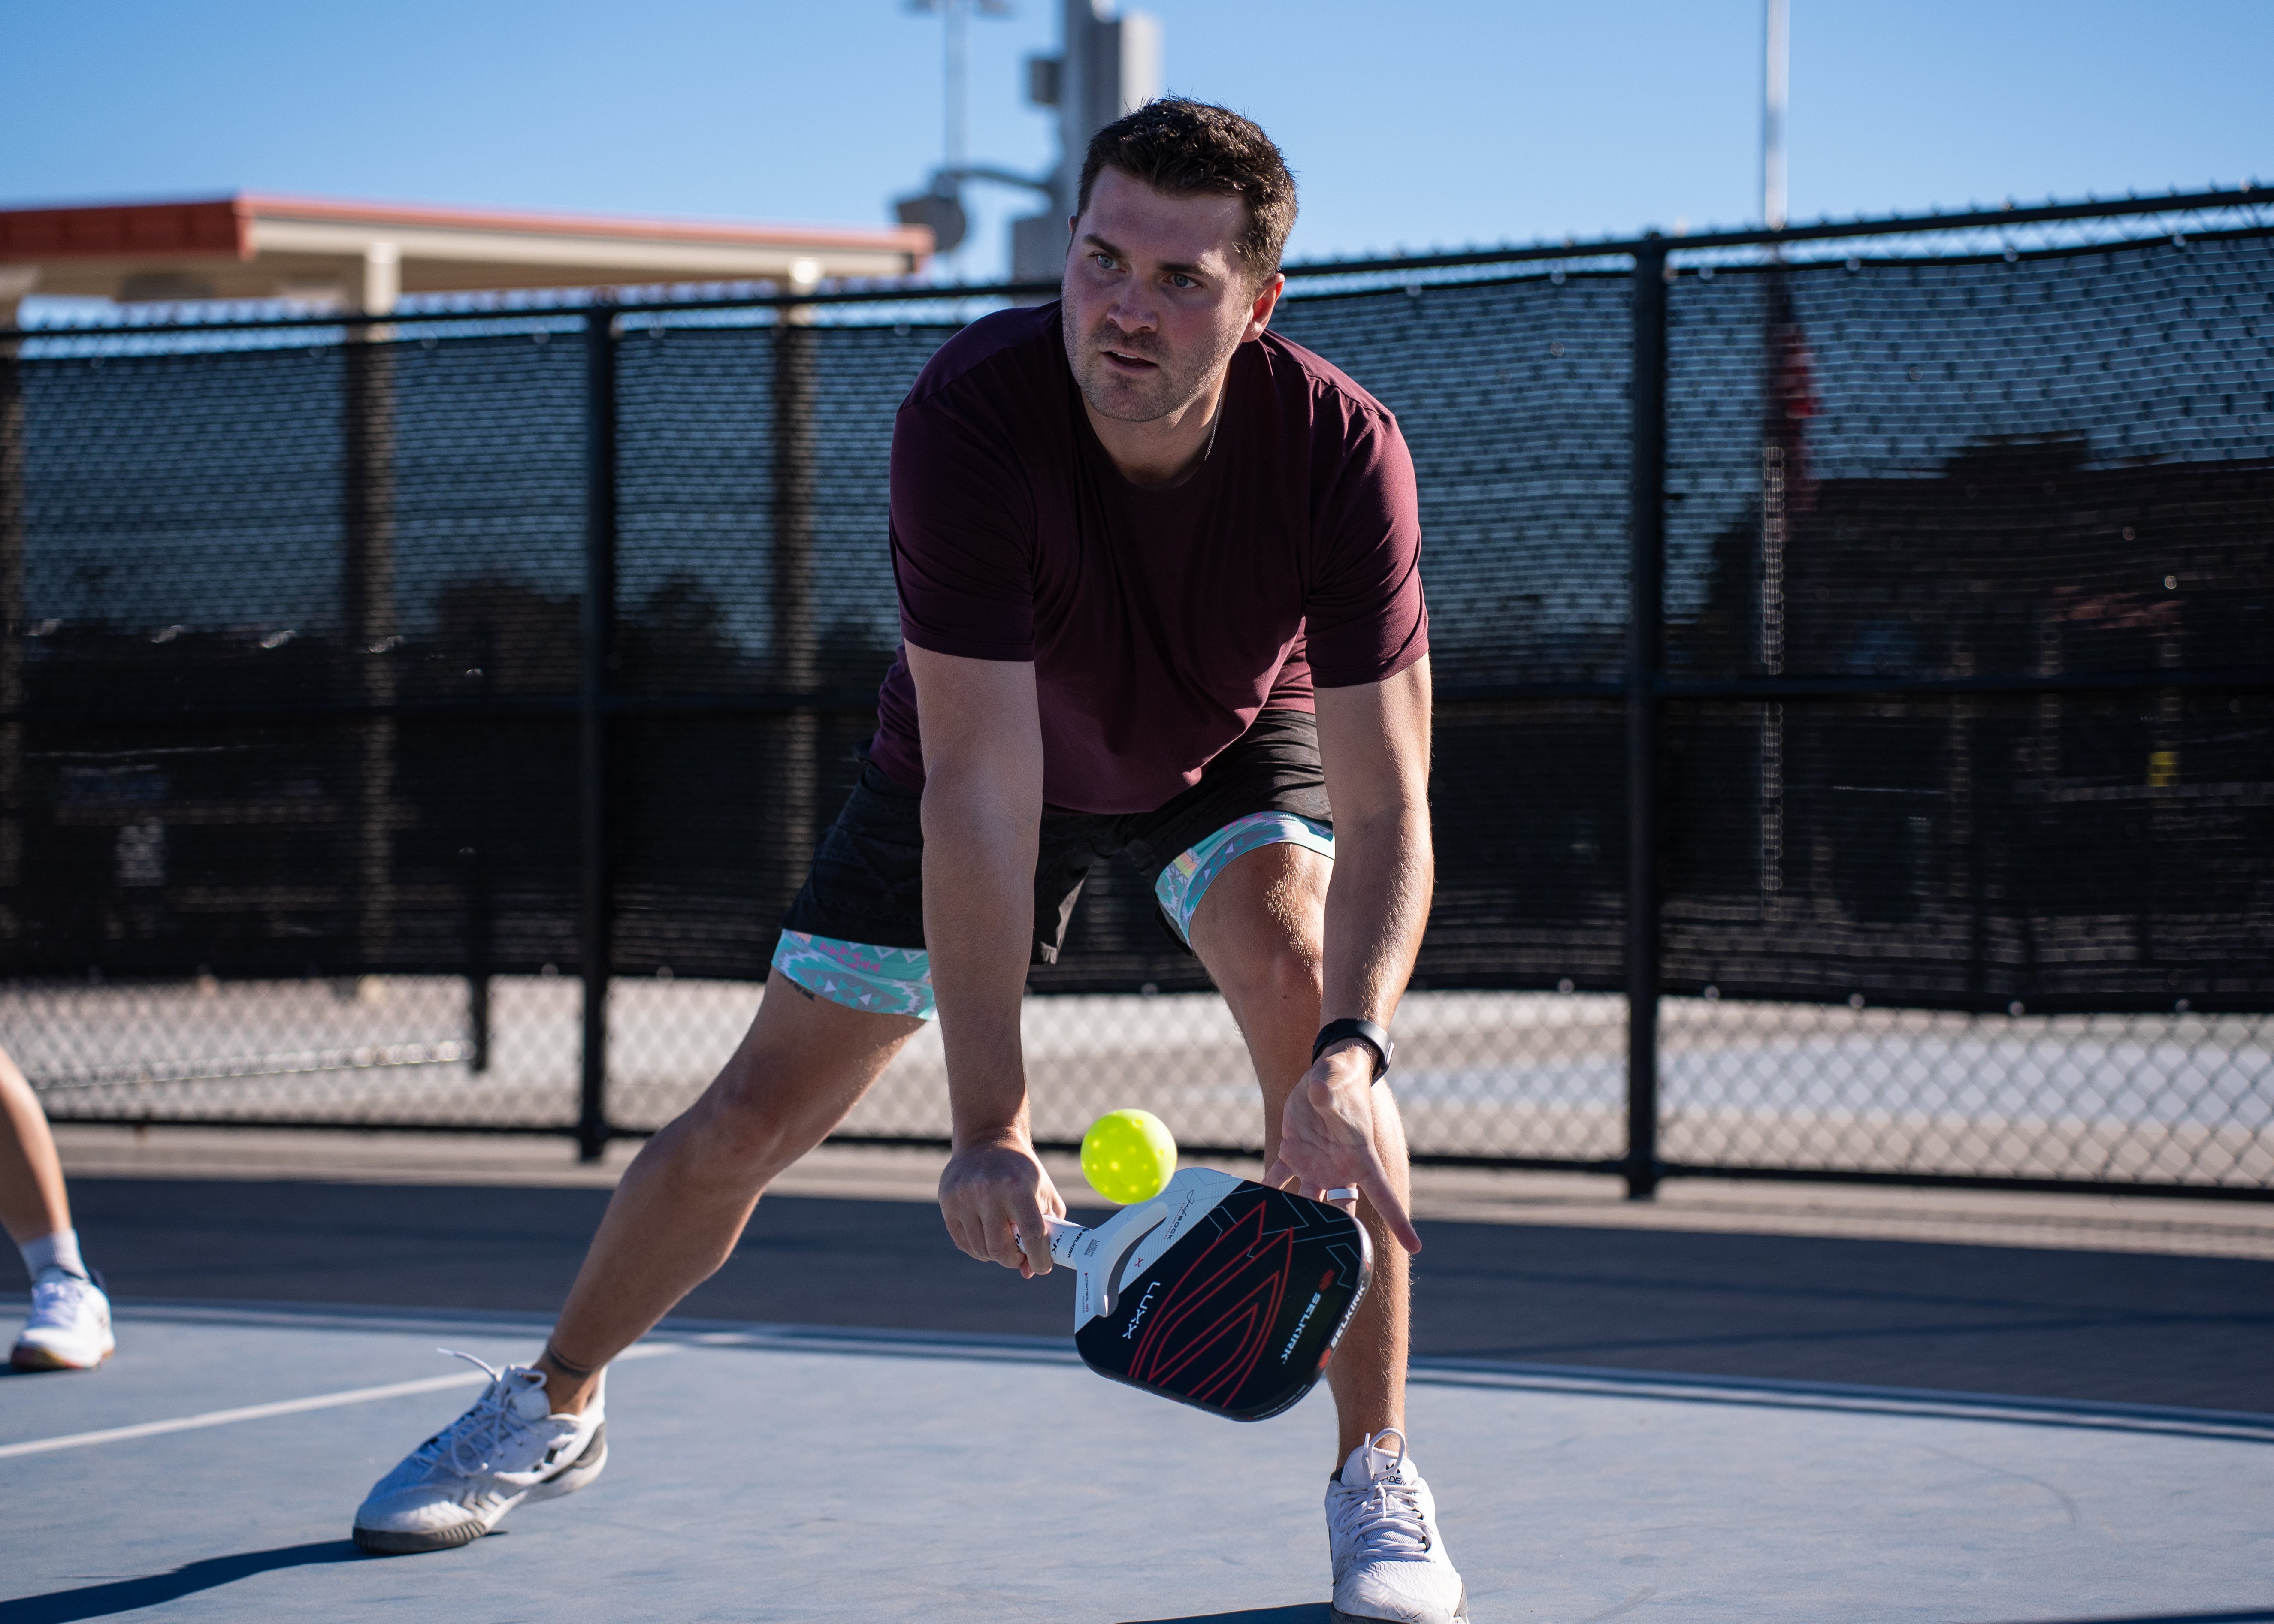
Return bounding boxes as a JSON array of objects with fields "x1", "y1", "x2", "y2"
[{"x1": 1243, "y1": 272, "x2": 1287, "y2": 341}]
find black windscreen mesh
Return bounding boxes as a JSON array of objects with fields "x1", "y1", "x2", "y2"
[
  {"x1": 1665, "y1": 238, "x2": 2270, "y2": 683},
  {"x1": 1659, "y1": 237, "x2": 2271, "y2": 1011},
  {"x1": 2, "y1": 225, "x2": 2267, "y2": 1014},
  {"x1": 1271, "y1": 271, "x2": 1636, "y2": 689}
]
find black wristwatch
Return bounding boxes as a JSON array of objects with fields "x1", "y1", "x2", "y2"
[{"x1": 1312, "y1": 1017, "x2": 1394, "y2": 1081}]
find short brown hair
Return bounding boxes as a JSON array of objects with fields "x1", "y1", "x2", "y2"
[{"x1": 1077, "y1": 98, "x2": 1297, "y2": 279}]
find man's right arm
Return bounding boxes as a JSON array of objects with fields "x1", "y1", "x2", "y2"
[{"x1": 905, "y1": 642, "x2": 1064, "y2": 1277}]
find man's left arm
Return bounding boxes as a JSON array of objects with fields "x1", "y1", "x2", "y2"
[{"x1": 1263, "y1": 655, "x2": 1433, "y2": 1253}]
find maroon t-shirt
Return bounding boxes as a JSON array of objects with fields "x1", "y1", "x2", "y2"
[{"x1": 870, "y1": 302, "x2": 1427, "y2": 814}]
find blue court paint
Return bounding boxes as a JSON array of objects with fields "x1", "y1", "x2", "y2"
[{"x1": 2, "y1": 1305, "x2": 2269, "y2": 1622}]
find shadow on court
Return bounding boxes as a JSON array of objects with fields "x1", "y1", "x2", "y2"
[
  {"x1": 1119, "y1": 1608, "x2": 1329, "y2": 1624},
  {"x1": 1966, "y1": 1613, "x2": 2274, "y2": 1624},
  {"x1": 57, "y1": 1177, "x2": 2274, "y2": 1413},
  {"x1": 0, "y1": 1540, "x2": 368, "y2": 1622}
]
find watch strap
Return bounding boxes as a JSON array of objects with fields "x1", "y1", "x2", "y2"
[{"x1": 1312, "y1": 1017, "x2": 1394, "y2": 1080}]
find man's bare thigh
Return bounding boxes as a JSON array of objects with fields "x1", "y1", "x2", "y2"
[
  {"x1": 1187, "y1": 841, "x2": 1331, "y2": 996},
  {"x1": 697, "y1": 969, "x2": 928, "y2": 1147}
]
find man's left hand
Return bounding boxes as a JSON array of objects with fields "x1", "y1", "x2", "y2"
[{"x1": 1263, "y1": 1043, "x2": 1423, "y2": 1253}]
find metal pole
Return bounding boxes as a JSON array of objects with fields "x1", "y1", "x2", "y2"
[
  {"x1": 1763, "y1": 0, "x2": 1789, "y2": 231},
  {"x1": 344, "y1": 281, "x2": 399, "y2": 978},
  {"x1": 578, "y1": 304, "x2": 619, "y2": 1164},
  {"x1": 0, "y1": 316, "x2": 22, "y2": 910},
  {"x1": 946, "y1": 0, "x2": 968, "y2": 177},
  {"x1": 773, "y1": 309, "x2": 819, "y2": 882},
  {"x1": 1624, "y1": 237, "x2": 1669, "y2": 1200},
  {"x1": 465, "y1": 624, "x2": 496, "y2": 1075}
]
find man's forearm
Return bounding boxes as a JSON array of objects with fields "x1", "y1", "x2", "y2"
[
  {"x1": 1320, "y1": 804, "x2": 1433, "y2": 1029},
  {"x1": 921, "y1": 768, "x2": 1040, "y2": 1147}
]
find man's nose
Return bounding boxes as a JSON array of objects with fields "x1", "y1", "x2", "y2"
[{"x1": 1104, "y1": 286, "x2": 1157, "y2": 333}]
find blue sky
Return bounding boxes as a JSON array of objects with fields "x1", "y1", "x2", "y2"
[{"x1": 5, "y1": 0, "x2": 2267, "y2": 288}]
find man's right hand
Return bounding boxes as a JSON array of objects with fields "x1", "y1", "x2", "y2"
[{"x1": 939, "y1": 1136, "x2": 1065, "y2": 1279}]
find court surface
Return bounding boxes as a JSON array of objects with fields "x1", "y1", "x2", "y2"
[{"x1": 4, "y1": 1302, "x2": 2271, "y2": 1623}]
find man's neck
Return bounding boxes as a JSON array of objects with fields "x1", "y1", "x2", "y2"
[{"x1": 1083, "y1": 370, "x2": 1230, "y2": 490}]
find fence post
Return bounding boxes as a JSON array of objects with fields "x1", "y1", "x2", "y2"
[
  {"x1": 344, "y1": 309, "x2": 399, "y2": 978},
  {"x1": 465, "y1": 626, "x2": 496, "y2": 1074},
  {"x1": 772, "y1": 306, "x2": 819, "y2": 876},
  {"x1": 0, "y1": 318, "x2": 22, "y2": 911},
  {"x1": 578, "y1": 305, "x2": 619, "y2": 1163},
  {"x1": 1624, "y1": 237, "x2": 1668, "y2": 1200}
]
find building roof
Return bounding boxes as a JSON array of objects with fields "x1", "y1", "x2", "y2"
[{"x1": 0, "y1": 192, "x2": 934, "y2": 311}]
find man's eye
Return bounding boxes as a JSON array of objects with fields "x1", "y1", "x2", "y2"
[
  {"x1": 1168, "y1": 274, "x2": 1196, "y2": 290},
  {"x1": 1093, "y1": 253, "x2": 1119, "y2": 272}
]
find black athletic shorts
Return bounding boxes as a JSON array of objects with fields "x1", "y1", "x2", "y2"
[{"x1": 776, "y1": 709, "x2": 1332, "y2": 989}]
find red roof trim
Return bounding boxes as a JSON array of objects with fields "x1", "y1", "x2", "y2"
[
  {"x1": 0, "y1": 193, "x2": 929, "y2": 262},
  {"x1": 0, "y1": 199, "x2": 250, "y2": 263}
]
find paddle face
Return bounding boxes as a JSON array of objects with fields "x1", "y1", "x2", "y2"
[{"x1": 1064, "y1": 1168, "x2": 1372, "y2": 1422}]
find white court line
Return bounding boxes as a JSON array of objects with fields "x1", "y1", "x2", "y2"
[{"x1": 0, "y1": 1342, "x2": 680, "y2": 1461}]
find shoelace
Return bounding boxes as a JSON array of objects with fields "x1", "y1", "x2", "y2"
[
  {"x1": 429, "y1": 1350, "x2": 549, "y2": 1477},
  {"x1": 25, "y1": 1271, "x2": 101, "y2": 1329},
  {"x1": 1333, "y1": 1427, "x2": 1433, "y2": 1559}
]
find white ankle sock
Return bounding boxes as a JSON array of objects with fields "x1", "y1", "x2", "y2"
[{"x1": 21, "y1": 1228, "x2": 86, "y2": 1280}]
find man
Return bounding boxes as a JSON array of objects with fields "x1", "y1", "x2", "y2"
[
  {"x1": 3, "y1": 1042, "x2": 116, "y2": 1371},
  {"x1": 355, "y1": 99, "x2": 1464, "y2": 1624}
]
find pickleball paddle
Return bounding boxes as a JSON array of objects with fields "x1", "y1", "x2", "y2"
[{"x1": 1030, "y1": 1167, "x2": 1373, "y2": 1422}]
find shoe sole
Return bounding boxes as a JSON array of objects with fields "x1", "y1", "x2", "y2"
[
  {"x1": 9, "y1": 1341, "x2": 114, "y2": 1372},
  {"x1": 352, "y1": 1425, "x2": 607, "y2": 1556},
  {"x1": 1329, "y1": 1585, "x2": 1469, "y2": 1624},
  {"x1": 352, "y1": 1520, "x2": 487, "y2": 1557}
]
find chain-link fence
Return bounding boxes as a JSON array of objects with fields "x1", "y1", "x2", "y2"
[
  {"x1": 2, "y1": 187, "x2": 2267, "y2": 1198},
  {"x1": 12, "y1": 975, "x2": 2265, "y2": 1194}
]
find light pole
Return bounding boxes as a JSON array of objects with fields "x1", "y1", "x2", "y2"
[
  {"x1": 899, "y1": 0, "x2": 1013, "y2": 269},
  {"x1": 893, "y1": 0, "x2": 1162, "y2": 283},
  {"x1": 1763, "y1": 0, "x2": 1789, "y2": 230},
  {"x1": 1757, "y1": 0, "x2": 1799, "y2": 912},
  {"x1": 1010, "y1": 1, "x2": 1162, "y2": 280}
]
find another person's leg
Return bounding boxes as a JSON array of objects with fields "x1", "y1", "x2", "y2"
[
  {"x1": 0, "y1": 1043, "x2": 115, "y2": 1371},
  {"x1": 0, "y1": 1043, "x2": 72, "y2": 1256}
]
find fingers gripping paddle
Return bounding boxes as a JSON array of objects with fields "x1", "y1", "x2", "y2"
[{"x1": 1029, "y1": 1167, "x2": 1373, "y2": 1422}]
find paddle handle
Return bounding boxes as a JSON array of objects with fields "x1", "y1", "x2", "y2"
[{"x1": 1016, "y1": 1215, "x2": 1085, "y2": 1269}]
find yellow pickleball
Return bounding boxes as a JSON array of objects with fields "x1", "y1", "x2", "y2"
[{"x1": 1081, "y1": 1108, "x2": 1179, "y2": 1205}]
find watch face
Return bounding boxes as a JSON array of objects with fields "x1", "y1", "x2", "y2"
[{"x1": 1315, "y1": 1020, "x2": 1392, "y2": 1078}]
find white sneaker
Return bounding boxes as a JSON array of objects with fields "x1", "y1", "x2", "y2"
[
  {"x1": 10, "y1": 1267, "x2": 115, "y2": 1371},
  {"x1": 1327, "y1": 1428, "x2": 1469, "y2": 1624},
  {"x1": 352, "y1": 1352, "x2": 608, "y2": 1555}
]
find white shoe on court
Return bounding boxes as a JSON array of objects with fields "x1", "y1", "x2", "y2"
[
  {"x1": 1326, "y1": 1428, "x2": 1469, "y2": 1624},
  {"x1": 352, "y1": 1352, "x2": 607, "y2": 1555},
  {"x1": 10, "y1": 1267, "x2": 114, "y2": 1371}
]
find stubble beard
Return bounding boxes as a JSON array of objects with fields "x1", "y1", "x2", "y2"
[{"x1": 1065, "y1": 314, "x2": 1242, "y2": 425}]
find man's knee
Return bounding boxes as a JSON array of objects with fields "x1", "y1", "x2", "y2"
[
  {"x1": 1215, "y1": 925, "x2": 1324, "y2": 1019},
  {"x1": 683, "y1": 1048, "x2": 814, "y2": 1177},
  {"x1": 681, "y1": 987, "x2": 916, "y2": 1178}
]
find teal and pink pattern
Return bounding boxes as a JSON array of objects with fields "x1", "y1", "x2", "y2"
[
  {"x1": 1152, "y1": 812, "x2": 1335, "y2": 945},
  {"x1": 771, "y1": 930, "x2": 938, "y2": 1020}
]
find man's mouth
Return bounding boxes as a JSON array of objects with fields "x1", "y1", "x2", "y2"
[{"x1": 1098, "y1": 345, "x2": 1160, "y2": 372}]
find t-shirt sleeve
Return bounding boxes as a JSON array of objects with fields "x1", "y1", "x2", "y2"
[
  {"x1": 1304, "y1": 404, "x2": 1429, "y2": 688},
  {"x1": 889, "y1": 389, "x2": 1037, "y2": 662}
]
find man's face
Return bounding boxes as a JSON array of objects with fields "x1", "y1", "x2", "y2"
[{"x1": 1060, "y1": 167, "x2": 1282, "y2": 425}]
